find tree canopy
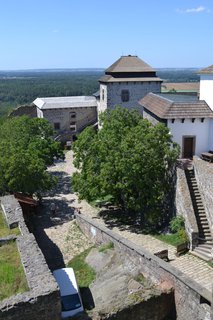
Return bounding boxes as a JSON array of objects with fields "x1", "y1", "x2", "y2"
[
  {"x1": 72, "y1": 107, "x2": 180, "y2": 227},
  {"x1": 0, "y1": 116, "x2": 64, "y2": 197}
]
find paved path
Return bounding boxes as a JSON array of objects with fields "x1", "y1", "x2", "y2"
[
  {"x1": 35, "y1": 151, "x2": 213, "y2": 292},
  {"x1": 32, "y1": 151, "x2": 95, "y2": 270}
]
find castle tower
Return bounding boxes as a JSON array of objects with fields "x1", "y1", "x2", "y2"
[
  {"x1": 198, "y1": 65, "x2": 213, "y2": 111},
  {"x1": 98, "y1": 55, "x2": 162, "y2": 114}
]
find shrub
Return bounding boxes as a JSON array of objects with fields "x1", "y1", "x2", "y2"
[
  {"x1": 169, "y1": 216, "x2": 185, "y2": 233},
  {"x1": 178, "y1": 229, "x2": 188, "y2": 243}
]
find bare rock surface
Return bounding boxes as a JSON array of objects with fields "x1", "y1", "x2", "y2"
[{"x1": 85, "y1": 248, "x2": 160, "y2": 317}]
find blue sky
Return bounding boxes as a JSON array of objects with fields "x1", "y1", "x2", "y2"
[{"x1": 0, "y1": 0, "x2": 212, "y2": 69}]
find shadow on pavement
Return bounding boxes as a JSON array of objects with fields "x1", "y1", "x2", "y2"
[
  {"x1": 99, "y1": 208, "x2": 144, "y2": 234},
  {"x1": 33, "y1": 224, "x2": 65, "y2": 271},
  {"x1": 42, "y1": 170, "x2": 73, "y2": 197}
]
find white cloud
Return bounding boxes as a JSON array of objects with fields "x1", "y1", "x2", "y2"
[{"x1": 177, "y1": 6, "x2": 210, "y2": 14}]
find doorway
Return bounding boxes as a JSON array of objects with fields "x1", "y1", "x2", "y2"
[{"x1": 182, "y1": 136, "x2": 195, "y2": 158}]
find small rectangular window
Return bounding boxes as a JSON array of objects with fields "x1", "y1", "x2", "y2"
[
  {"x1": 121, "y1": 90, "x2": 129, "y2": 102},
  {"x1": 54, "y1": 122, "x2": 60, "y2": 130},
  {"x1": 70, "y1": 125, "x2": 76, "y2": 132},
  {"x1": 70, "y1": 112, "x2": 76, "y2": 119}
]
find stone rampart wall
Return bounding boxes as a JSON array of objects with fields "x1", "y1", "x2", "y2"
[
  {"x1": 175, "y1": 167, "x2": 199, "y2": 249},
  {"x1": 0, "y1": 195, "x2": 61, "y2": 320},
  {"x1": 193, "y1": 156, "x2": 213, "y2": 234},
  {"x1": 76, "y1": 213, "x2": 212, "y2": 320}
]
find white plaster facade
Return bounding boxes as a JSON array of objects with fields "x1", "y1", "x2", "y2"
[
  {"x1": 168, "y1": 118, "x2": 212, "y2": 156},
  {"x1": 99, "y1": 84, "x2": 108, "y2": 113},
  {"x1": 199, "y1": 74, "x2": 213, "y2": 111}
]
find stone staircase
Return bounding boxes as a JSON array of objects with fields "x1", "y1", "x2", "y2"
[{"x1": 185, "y1": 168, "x2": 213, "y2": 261}]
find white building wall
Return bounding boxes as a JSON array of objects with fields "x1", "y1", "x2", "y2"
[
  {"x1": 208, "y1": 120, "x2": 213, "y2": 151},
  {"x1": 98, "y1": 84, "x2": 108, "y2": 114},
  {"x1": 199, "y1": 74, "x2": 213, "y2": 111},
  {"x1": 36, "y1": 107, "x2": 43, "y2": 118},
  {"x1": 168, "y1": 118, "x2": 211, "y2": 156}
]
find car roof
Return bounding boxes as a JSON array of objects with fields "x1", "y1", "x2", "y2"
[{"x1": 53, "y1": 268, "x2": 78, "y2": 296}]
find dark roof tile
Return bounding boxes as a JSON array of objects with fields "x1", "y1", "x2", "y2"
[{"x1": 105, "y1": 55, "x2": 155, "y2": 73}]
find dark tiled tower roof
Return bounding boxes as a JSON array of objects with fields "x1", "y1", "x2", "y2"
[
  {"x1": 99, "y1": 55, "x2": 162, "y2": 83},
  {"x1": 105, "y1": 55, "x2": 155, "y2": 73}
]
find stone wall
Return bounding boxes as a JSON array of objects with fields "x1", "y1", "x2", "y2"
[
  {"x1": 76, "y1": 213, "x2": 212, "y2": 320},
  {"x1": 0, "y1": 195, "x2": 61, "y2": 320},
  {"x1": 10, "y1": 105, "x2": 37, "y2": 118},
  {"x1": 42, "y1": 106, "x2": 97, "y2": 133},
  {"x1": 104, "y1": 81, "x2": 161, "y2": 113},
  {"x1": 143, "y1": 109, "x2": 162, "y2": 126},
  {"x1": 175, "y1": 167, "x2": 199, "y2": 249},
  {"x1": 193, "y1": 156, "x2": 213, "y2": 234},
  {"x1": 105, "y1": 292, "x2": 175, "y2": 320}
]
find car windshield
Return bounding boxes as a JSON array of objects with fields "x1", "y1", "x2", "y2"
[{"x1": 61, "y1": 294, "x2": 82, "y2": 311}]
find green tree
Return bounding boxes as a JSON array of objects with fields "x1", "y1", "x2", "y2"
[
  {"x1": 0, "y1": 116, "x2": 64, "y2": 197},
  {"x1": 72, "y1": 107, "x2": 180, "y2": 227}
]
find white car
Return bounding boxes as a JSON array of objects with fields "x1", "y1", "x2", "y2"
[{"x1": 53, "y1": 268, "x2": 84, "y2": 318}]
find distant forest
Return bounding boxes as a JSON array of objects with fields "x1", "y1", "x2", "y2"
[{"x1": 0, "y1": 68, "x2": 199, "y2": 117}]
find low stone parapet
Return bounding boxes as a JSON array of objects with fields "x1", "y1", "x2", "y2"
[
  {"x1": 0, "y1": 195, "x2": 61, "y2": 320},
  {"x1": 175, "y1": 167, "x2": 199, "y2": 250}
]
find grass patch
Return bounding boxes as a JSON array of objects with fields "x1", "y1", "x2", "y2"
[
  {"x1": 154, "y1": 233, "x2": 184, "y2": 246},
  {"x1": 0, "y1": 242, "x2": 28, "y2": 300},
  {"x1": 0, "y1": 212, "x2": 20, "y2": 237},
  {"x1": 67, "y1": 247, "x2": 96, "y2": 288},
  {"x1": 208, "y1": 261, "x2": 213, "y2": 268},
  {"x1": 98, "y1": 241, "x2": 114, "y2": 253}
]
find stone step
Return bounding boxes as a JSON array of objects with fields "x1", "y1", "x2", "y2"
[
  {"x1": 199, "y1": 217, "x2": 208, "y2": 221},
  {"x1": 197, "y1": 212, "x2": 207, "y2": 216},
  {"x1": 203, "y1": 236, "x2": 213, "y2": 241},
  {"x1": 197, "y1": 243, "x2": 213, "y2": 250},
  {"x1": 198, "y1": 221, "x2": 210, "y2": 227},
  {"x1": 196, "y1": 245, "x2": 212, "y2": 254},
  {"x1": 192, "y1": 248, "x2": 212, "y2": 262},
  {"x1": 190, "y1": 185, "x2": 198, "y2": 189},
  {"x1": 195, "y1": 204, "x2": 205, "y2": 208},
  {"x1": 199, "y1": 234, "x2": 212, "y2": 239}
]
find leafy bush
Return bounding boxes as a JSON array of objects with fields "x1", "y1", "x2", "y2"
[
  {"x1": 178, "y1": 229, "x2": 188, "y2": 243},
  {"x1": 169, "y1": 216, "x2": 185, "y2": 233}
]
